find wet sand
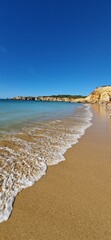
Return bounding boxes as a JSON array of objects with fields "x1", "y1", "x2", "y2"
[{"x1": 0, "y1": 104, "x2": 111, "y2": 240}]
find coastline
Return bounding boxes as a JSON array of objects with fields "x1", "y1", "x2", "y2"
[
  {"x1": 0, "y1": 102, "x2": 92, "y2": 223},
  {"x1": 0, "y1": 104, "x2": 111, "y2": 239}
]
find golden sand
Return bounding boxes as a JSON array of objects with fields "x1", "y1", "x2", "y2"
[{"x1": 0, "y1": 104, "x2": 111, "y2": 240}]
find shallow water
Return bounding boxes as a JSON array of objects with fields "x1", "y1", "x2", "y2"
[
  {"x1": 0, "y1": 100, "x2": 93, "y2": 222},
  {"x1": 0, "y1": 100, "x2": 81, "y2": 130}
]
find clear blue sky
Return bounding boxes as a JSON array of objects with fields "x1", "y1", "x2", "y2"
[{"x1": 0, "y1": 0, "x2": 111, "y2": 98}]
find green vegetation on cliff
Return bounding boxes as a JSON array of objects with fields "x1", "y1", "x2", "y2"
[{"x1": 45, "y1": 95, "x2": 87, "y2": 99}]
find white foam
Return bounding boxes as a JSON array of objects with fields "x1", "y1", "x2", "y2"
[
  {"x1": 0, "y1": 162, "x2": 47, "y2": 222},
  {"x1": 0, "y1": 104, "x2": 93, "y2": 223}
]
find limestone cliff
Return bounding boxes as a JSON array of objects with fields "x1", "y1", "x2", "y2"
[
  {"x1": 85, "y1": 86, "x2": 111, "y2": 103},
  {"x1": 11, "y1": 96, "x2": 86, "y2": 103},
  {"x1": 37, "y1": 96, "x2": 86, "y2": 103}
]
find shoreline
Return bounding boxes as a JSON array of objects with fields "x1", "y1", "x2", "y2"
[
  {"x1": 0, "y1": 103, "x2": 92, "y2": 223},
  {"x1": 0, "y1": 104, "x2": 111, "y2": 239}
]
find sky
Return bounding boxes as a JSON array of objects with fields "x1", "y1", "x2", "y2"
[{"x1": 0, "y1": 0, "x2": 111, "y2": 98}]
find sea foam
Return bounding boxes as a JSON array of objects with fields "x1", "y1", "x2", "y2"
[{"x1": 0, "y1": 104, "x2": 93, "y2": 222}]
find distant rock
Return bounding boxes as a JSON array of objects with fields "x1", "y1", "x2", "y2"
[
  {"x1": 12, "y1": 96, "x2": 36, "y2": 100},
  {"x1": 11, "y1": 95, "x2": 86, "y2": 103},
  {"x1": 36, "y1": 96, "x2": 86, "y2": 103}
]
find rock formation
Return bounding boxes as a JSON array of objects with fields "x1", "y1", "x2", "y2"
[
  {"x1": 85, "y1": 86, "x2": 111, "y2": 103},
  {"x1": 11, "y1": 96, "x2": 86, "y2": 103},
  {"x1": 11, "y1": 86, "x2": 111, "y2": 104}
]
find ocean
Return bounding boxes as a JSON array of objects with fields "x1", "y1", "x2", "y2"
[{"x1": 0, "y1": 100, "x2": 93, "y2": 222}]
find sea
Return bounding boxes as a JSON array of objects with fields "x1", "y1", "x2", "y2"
[{"x1": 0, "y1": 99, "x2": 93, "y2": 222}]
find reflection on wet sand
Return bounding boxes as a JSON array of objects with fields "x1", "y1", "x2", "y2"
[{"x1": 90, "y1": 103, "x2": 111, "y2": 132}]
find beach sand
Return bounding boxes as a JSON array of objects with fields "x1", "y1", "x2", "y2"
[{"x1": 0, "y1": 104, "x2": 111, "y2": 240}]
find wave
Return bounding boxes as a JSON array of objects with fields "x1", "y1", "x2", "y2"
[{"x1": 0, "y1": 104, "x2": 93, "y2": 223}]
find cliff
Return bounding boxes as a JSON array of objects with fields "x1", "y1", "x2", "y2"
[
  {"x1": 11, "y1": 96, "x2": 86, "y2": 103},
  {"x1": 11, "y1": 86, "x2": 111, "y2": 103},
  {"x1": 37, "y1": 96, "x2": 86, "y2": 103},
  {"x1": 85, "y1": 86, "x2": 111, "y2": 103}
]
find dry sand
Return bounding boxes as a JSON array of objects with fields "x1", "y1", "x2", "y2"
[{"x1": 0, "y1": 104, "x2": 111, "y2": 240}]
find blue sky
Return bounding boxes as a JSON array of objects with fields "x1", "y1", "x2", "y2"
[{"x1": 0, "y1": 0, "x2": 111, "y2": 98}]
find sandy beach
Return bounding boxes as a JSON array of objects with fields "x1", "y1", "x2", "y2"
[{"x1": 0, "y1": 104, "x2": 111, "y2": 240}]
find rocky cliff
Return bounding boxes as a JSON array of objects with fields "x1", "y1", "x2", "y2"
[
  {"x1": 37, "y1": 96, "x2": 86, "y2": 103},
  {"x1": 85, "y1": 86, "x2": 111, "y2": 103},
  {"x1": 11, "y1": 86, "x2": 111, "y2": 103},
  {"x1": 11, "y1": 96, "x2": 86, "y2": 103}
]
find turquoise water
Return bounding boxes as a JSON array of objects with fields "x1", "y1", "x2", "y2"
[
  {"x1": 0, "y1": 100, "x2": 82, "y2": 130},
  {"x1": 0, "y1": 100, "x2": 92, "y2": 223}
]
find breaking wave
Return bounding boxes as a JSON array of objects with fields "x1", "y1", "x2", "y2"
[{"x1": 0, "y1": 104, "x2": 93, "y2": 222}]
